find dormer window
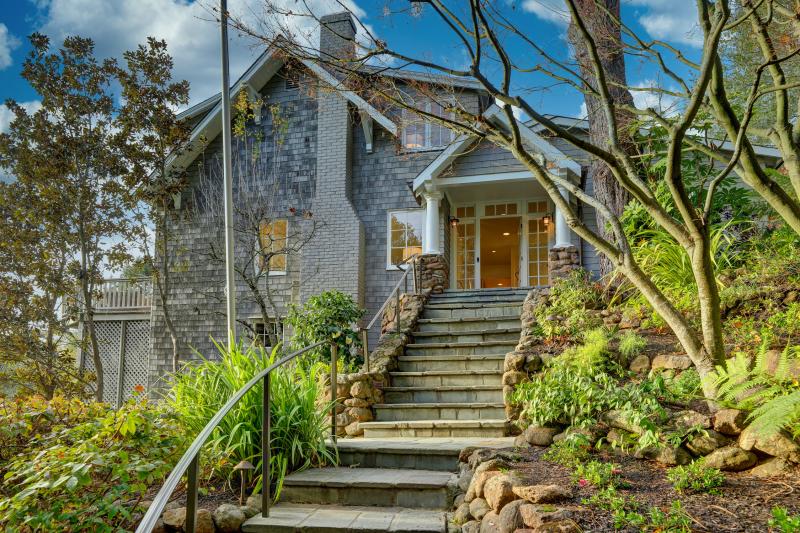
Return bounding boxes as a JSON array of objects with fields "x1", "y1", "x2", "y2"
[{"x1": 402, "y1": 101, "x2": 455, "y2": 151}]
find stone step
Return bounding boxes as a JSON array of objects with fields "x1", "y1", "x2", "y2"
[
  {"x1": 415, "y1": 316, "x2": 521, "y2": 333},
  {"x1": 333, "y1": 437, "x2": 516, "y2": 471},
  {"x1": 411, "y1": 328, "x2": 520, "y2": 344},
  {"x1": 389, "y1": 370, "x2": 502, "y2": 388},
  {"x1": 396, "y1": 354, "x2": 504, "y2": 372},
  {"x1": 242, "y1": 503, "x2": 446, "y2": 532},
  {"x1": 277, "y1": 467, "x2": 454, "y2": 510},
  {"x1": 426, "y1": 295, "x2": 527, "y2": 305},
  {"x1": 405, "y1": 340, "x2": 517, "y2": 356},
  {"x1": 360, "y1": 419, "x2": 507, "y2": 438},
  {"x1": 374, "y1": 402, "x2": 505, "y2": 422},
  {"x1": 423, "y1": 303, "x2": 522, "y2": 319},
  {"x1": 383, "y1": 386, "x2": 503, "y2": 404}
]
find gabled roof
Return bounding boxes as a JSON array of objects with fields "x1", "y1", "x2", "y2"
[{"x1": 412, "y1": 104, "x2": 581, "y2": 193}]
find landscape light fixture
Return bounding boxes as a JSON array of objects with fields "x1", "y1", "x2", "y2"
[
  {"x1": 542, "y1": 214, "x2": 552, "y2": 226},
  {"x1": 449, "y1": 216, "x2": 460, "y2": 227}
]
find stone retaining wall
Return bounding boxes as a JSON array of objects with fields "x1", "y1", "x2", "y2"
[
  {"x1": 414, "y1": 253, "x2": 448, "y2": 294},
  {"x1": 548, "y1": 244, "x2": 580, "y2": 280}
]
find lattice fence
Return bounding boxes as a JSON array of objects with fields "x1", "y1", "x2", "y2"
[{"x1": 81, "y1": 319, "x2": 151, "y2": 406}]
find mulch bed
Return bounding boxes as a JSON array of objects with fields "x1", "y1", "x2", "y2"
[{"x1": 515, "y1": 446, "x2": 800, "y2": 532}]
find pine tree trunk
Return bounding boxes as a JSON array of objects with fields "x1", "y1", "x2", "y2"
[{"x1": 568, "y1": 0, "x2": 635, "y2": 276}]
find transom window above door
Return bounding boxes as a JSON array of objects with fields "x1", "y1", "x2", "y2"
[
  {"x1": 402, "y1": 101, "x2": 455, "y2": 151},
  {"x1": 484, "y1": 203, "x2": 518, "y2": 216},
  {"x1": 388, "y1": 209, "x2": 424, "y2": 268}
]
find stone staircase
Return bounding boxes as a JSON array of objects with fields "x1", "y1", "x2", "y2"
[{"x1": 243, "y1": 288, "x2": 526, "y2": 532}]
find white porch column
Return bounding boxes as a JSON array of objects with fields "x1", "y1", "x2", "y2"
[
  {"x1": 554, "y1": 185, "x2": 572, "y2": 247},
  {"x1": 423, "y1": 190, "x2": 443, "y2": 254}
]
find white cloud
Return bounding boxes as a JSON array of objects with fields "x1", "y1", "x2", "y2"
[
  {"x1": 631, "y1": 78, "x2": 681, "y2": 115},
  {"x1": 0, "y1": 100, "x2": 42, "y2": 134},
  {"x1": 0, "y1": 23, "x2": 21, "y2": 70},
  {"x1": 576, "y1": 101, "x2": 587, "y2": 119},
  {"x1": 522, "y1": 0, "x2": 569, "y2": 26},
  {"x1": 35, "y1": 0, "x2": 366, "y2": 107}
]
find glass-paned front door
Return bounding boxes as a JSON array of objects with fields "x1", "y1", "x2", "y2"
[
  {"x1": 528, "y1": 219, "x2": 550, "y2": 287},
  {"x1": 455, "y1": 219, "x2": 476, "y2": 289}
]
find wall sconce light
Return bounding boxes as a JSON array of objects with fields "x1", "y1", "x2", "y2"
[
  {"x1": 542, "y1": 214, "x2": 552, "y2": 226},
  {"x1": 449, "y1": 216, "x2": 460, "y2": 227}
]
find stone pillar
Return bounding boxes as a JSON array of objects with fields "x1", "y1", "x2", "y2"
[
  {"x1": 423, "y1": 191, "x2": 442, "y2": 254},
  {"x1": 414, "y1": 254, "x2": 448, "y2": 294},
  {"x1": 548, "y1": 245, "x2": 580, "y2": 280}
]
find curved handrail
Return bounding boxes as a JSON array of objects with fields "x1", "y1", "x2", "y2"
[{"x1": 136, "y1": 339, "x2": 331, "y2": 533}]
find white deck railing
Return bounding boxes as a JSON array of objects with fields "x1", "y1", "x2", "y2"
[{"x1": 94, "y1": 278, "x2": 153, "y2": 311}]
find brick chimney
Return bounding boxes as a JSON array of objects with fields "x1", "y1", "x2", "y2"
[{"x1": 319, "y1": 12, "x2": 356, "y2": 61}]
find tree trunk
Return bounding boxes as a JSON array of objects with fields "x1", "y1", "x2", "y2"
[{"x1": 568, "y1": 0, "x2": 635, "y2": 276}]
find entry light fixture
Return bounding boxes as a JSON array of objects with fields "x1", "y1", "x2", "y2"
[
  {"x1": 502, "y1": 232, "x2": 510, "y2": 236},
  {"x1": 449, "y1": 216, "x2": 460, "y2": 227},
  {"x1": 491, "y1": 250, "x2": 496, "y2": 253},
  {"x1": 497, "y1": 283, "x2": 503, "y2": 286},
  {"x1": 542, "y1": 214, "x2": 552, "y2": 226}
]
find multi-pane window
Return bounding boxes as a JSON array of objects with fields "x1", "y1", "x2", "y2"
[
  {"x1": 527, "y1": 201, "x2": 551, "y2": 287},
  {"x1": 388, "y1": 209, "x2": 424, "y2": 267},
  {"x1": 402, "y1": 101, "x2": 454, "y2": 150},
  {"x1": 484, "y1": 203, "x2": 518, "y2": 216},
  {"x1": 250, "y1": 319, "x2": 284, "y2": 348},
  {"x1": 259, "y1": 219, "x2": 288, "y2": 272}
]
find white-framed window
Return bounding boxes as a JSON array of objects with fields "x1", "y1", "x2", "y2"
[
  {"x1": 258, "y1": 218, "x2": 288, "y2": 274},
  {"x1": 387, "y1": 209, "x2": 425, "y2": 268},
  {"x1": 402, "y1": 101, "x2": 455, "y2": 151},
  {"x1": 249, "y1": 319, "x2": 284, "y2": 348}
]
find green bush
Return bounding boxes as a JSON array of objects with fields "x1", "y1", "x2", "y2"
[
  {"x1": 666, "y1": 461, "x2": 725, "y2": 494},
  {"x1": 572, "y1": 460, "x2": 622, "y2": 488},
  {"x1": 769, "y1": 506, "x2": 800, "y2": 532},
  {"x1": 618, "y1": 330, "x2": 647, "y2": 360},
  {"x1": 663, "y1": 368, "x2": 703, "y2": 403},
  {"x1": 286, "y1": 289, "x2": 365, "y2": 369},
  {"x1": 0, "y1": 396, "x2": 186, "y2": 532},
  {"x1": 167, "y1": 341, "x2": 336, "y2": 500},
  {"x1": 533, "y1": 270, "x2": 603, "y2": 339}
]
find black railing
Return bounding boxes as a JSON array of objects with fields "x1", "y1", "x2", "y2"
[
  {"x1": 358, "y1": 254, "x2": 419, "y2": 372},
  {"x1": 136, "y1": 339, "x2": 337, "y2": 533}
]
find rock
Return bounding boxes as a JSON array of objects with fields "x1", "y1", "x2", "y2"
[
  {"x1": 462, "y1": 520, "x2": 481, "y2": 533},
  {"x1": 514, "y1": 434, "x2": 529, "y2": 448},
  {"x1": 474, "y1": 458, "x2": 511, "y2": 476},
  {"x1": 467, "y1": 471, "x2": 501, "y2": 500},
  {"x1": 162, "y1": 507, "x2": 186, "y2": 529},
  {"x1": 750, "y1": 457, "x2": 795, "y2": 477},
  {"x1": 671, "y1": 410, "x2": 711, "y2": 430},
  {"x1": 519, "y1": 504, "x2": 573, "y2": 528},
  {"x1": 245, "y1": 494, "x2": 262, "y2": 511},
  {"x1": 504, "y1": 352, "x2": 526, "y2": 372},
  {"x1": 212, "y1": 503, "x2": 245, "y2": 533},
  {"x1": 483, "y1": 474, "x2": 518, "y2": 512},
  {"x1": 513, "y1": 485, "x2": 572, "y2": 504},
  {"x1": 523, "y1": 426, "x2": 560, "y2": 447},
  {"x1": 629, "y1": 354, "x2": 650, "y2": 374},
  {"x1": 240, "y1": 506, "x2": 259, "y2": 519},
  {"x1": 479, "y1": 511, "x2": 500, "y2": 533},
  {"x1": 344, "y1": 397, "x2": 369, "y2": 408},
  {"x1": 469, "y1": 498, "x2": 491, "y2": 521},
  {"x1": 458, "y1": 469, "x2": 474, "y2": 492},
  {"x1": 651, "y1": 354, "x2": 692, "y2": 370},
  {"x1": 152, "y1": 520, "x2": 167, "y2": 533},
  {"x1": 454, "y1": 493, "x2": 466, "y2": 508},
  {"x1": 713, "y1": 409, "x2": 748, "y2": 436},
  {"x1": 637, "y1": 445, "x2": 692, "y2": 465},
  {"x1": 606, "y1": 428, "x2": 637, "y2": 448},
  {"x1": 348, "y1": 407, "x2": 373, "y2": 422},
  {"x1": 454, "y1": 502, "x2": 472, "y2": 525},
  {"x1": 524, "y1": 354, "x2": 542, "y2": 373},
  {"x1": 350, "y1": 380, "x2": 371, "y2": 399},
  {"x1": 739, "y1": 427, "x2": 800, "y2": 463},
  {"x1": 503, "y1": 371, "x2": 527, "y2": 386},
  {"x1": 686, "y1": 430, "x2": 730, "y2": 456},
  {"x1": 533, "y1": 519, "x2": 582, "y2": 532},
  {"x1": 703, "y1": 446, "x2": 758, "y2": 471},
  {"x1": 497, "y1": 499, "x2": 526, "y2": 533},
  {"x1": 344, "y1": 421, "x2": 362, "y2": 437},
  {"x1": 601, "y1": 410, "x2": 645, "y2": 435},
  {"x1": 196, "y1": 509, "x2": 215, "y2": 533}
]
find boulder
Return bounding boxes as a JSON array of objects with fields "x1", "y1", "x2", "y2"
[
  {"x1": 504, "y1": 352, "x2": 526, "y2": 372},
  {"x1": 483, "y1": 474, "x2": 518, "y2": 512},
  {"x1": 524, "y1": 354, "x2": 543, "y2": 373},
  {"x1": 503, "y1": 371, "x2": 527, "y2": 386},
  {"x1": 703, "y1": 446, "x2": 758, "y2": 471},
  {"x1": 523, "y1": 426, "x2": 560, "y2": 447},
  {"x1": 601, "y1": 410, "x2": 645, "y2": 435},
  {"x1": 162, "y1": 507, "x2": 186, "y2": 529},
  {"x1": 479, "y1": 510, "x2": 501, "y2": 533},
  {"x1": 651, "y1": 354, "x2": 692, "y2": 370},
  {"x1": 629, "y1": 354, "x2": 650, "y2": 374},
  {"x1": 713, "y1": 409, "x2": 747, "y2": 436},
  {"x1": 152, "y1": 520, "x2": 167, "y2": 533},
  {"x1": 458, "y1": 469, "x2": 474, "y2": 492},
  {"x1": 348, "y1": 407, "x2": 373, "y2": 422},
  {"x1": 636, "y1": 445, "x2": 692, "y2": 465},
  {"x1": 344, "y1": 397, "x2": 369, "y2": 408},
  {"x1": 453, "y1": 502, "x2": 472, "y2": 525},
  {"x1": 497, "y1": 499, "x2": 526, "y2": 533},
  {"x1": 512, "y1": 485, "x2": 572, "y2": 504},
  {"x1": 240, "y1": 506, "x2": 259, "y2": 519},
  {"x1": 469, "y1": 498, "x2": 491, "y2": 521},
  {"x1": 739, "y1": 427, "x2": 800, "y2": 463},
  {"x1": 519, "y1": 504, "x2": 573, "y2": 528},
  {"x1": 686, "y1": 430, "x2": 730, "y2": 456},
  {"x1": 467, "y1": 471, "x2": 501, "y2": 501},
  {"x1": 196, "y1": 509, "x2": 215, "y2": 533},
  {"x1": 245, "y1": 494, "x2": 262, "y2": 511},
  {"x1": 350, "y1": 380, "x2": 371, "y2": 399},
  {"x1": 462, "y1": 520, "x2": 481, "y2": 533},
  {"x1": 750, "y1": 457, "x2": 795, "y2": 478},
  {"x1": 533, "y1": 519, "x2": 582, "y2": 532},
  {"x1": 212, "y1": 504, "x2": 245, "y2": 533},
  {"x1": 344, "y1": 421, "x2": 362, "y2": 437},
  {"x1": 671, "y1": 410, "x2": 711, "y2": 430}
]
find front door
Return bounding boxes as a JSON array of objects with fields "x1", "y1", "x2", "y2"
[{"x1": 479, "y1": 216, "x2": 521, "y2": 288}]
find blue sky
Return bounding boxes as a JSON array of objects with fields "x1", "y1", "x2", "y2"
[{"x1": 0, "y1": 0, "x2": 704, "y2": 133}]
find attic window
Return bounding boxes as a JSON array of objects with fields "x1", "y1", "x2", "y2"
[
  {"x1": 402, "y1": 101, "x2": 455, "y2": 151},
  {"x1": 285, "y1": 76, "x2": 300, "y2": 90}
]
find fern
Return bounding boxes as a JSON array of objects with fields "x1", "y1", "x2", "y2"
[{"x1": 708, "y1": 340, "x2": 800, "y2": 438}]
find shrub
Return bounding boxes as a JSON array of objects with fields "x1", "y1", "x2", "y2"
[
  {"x1": 0, "y1": 397, "x2": 186, "y2": 531},
  {"x1": 618, "y1": 330, "x2": 647, "y2": 360},
  {"x1": 666, "y1": 461, "x2": 725, "y2": 494},
  {"x1": 573, "y1": 460, "x2": 622, "y2": 488},
  {"x1": 533, "y1": 270, "x2": 603, "y2": 339},
  {"x1": 167, "y1": 341, "x2": 336, "y2": 500},
  {"x1": 285, "y1": 289, "x2": 365, "y2": 369},
  {"x1": 663, "y1": 368, "x2": 703, "y2": 403},
  {"x1": 543, "y1": 433, "x2": 591, "y2": 467},
  {"x1": 769, "y1": 506, "x2": 800, "y2": 532}
]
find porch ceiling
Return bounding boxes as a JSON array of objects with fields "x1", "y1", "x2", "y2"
[{"x1": 441, "y1": 174, "x2": 548, "y2": 203}]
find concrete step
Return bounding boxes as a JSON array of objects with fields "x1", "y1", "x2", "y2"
[
  {"x1": 415, "y1": 316, "x2": 521, "y2": 333},
  {"x1": 423, "y1": 303, "x2": 522, "y2": 319},
  {"x1": 389, "y1": 370, "x2": 502, "y2": 388},
  {"x1": 333, "y1": 437, "x2": 516, "y2": 471},
  {"x1": 383, "y1": 386, "x2": 503, "y2": 404},
  {"x1": 433, "y1": 288, "x2": 529, "y2": 299},
  {"x1": 278, "y1": 467, "x2": 454, "y2": 510},
  {"x1": 360, "y1": 419, "x2": 507, "y2": 438},
  {"x1": 426, "y1": 296, "x2": 527, "y2": 306},
  {"x1": 374, "y1": 402, "x2": 505, "y2": 422},
  {"x1": 411, "y1": 328, "x2": 520, "y2": 344},
  {"x1": 396, "y1": 354, "x2": 504, "y2": 372},
  {"x1": 242, "y1": 503, "x2": 446, "y2": 532},
  {"x1": 405, "y1": 340, "x2": 517, "y2": 356}
]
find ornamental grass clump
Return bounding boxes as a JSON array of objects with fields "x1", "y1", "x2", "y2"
[{"x1": 166, "y1": 340, "x2": 336, "y2": 500}]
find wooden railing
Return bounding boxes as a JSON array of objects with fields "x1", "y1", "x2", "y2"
[
  {"x1": 95, "y1": 278, "x2": 153, "y2": 311},
  {"x1": 135, "y1": 340, "x2": 338, "y2": 533}
]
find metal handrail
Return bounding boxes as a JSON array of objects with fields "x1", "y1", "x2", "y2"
[
  {"x1": 358, "y1": 254, "x2": 420, "y2": 372},
  {"x1": 136, "y1": 339, "x2": 336, "y2": 533}
]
